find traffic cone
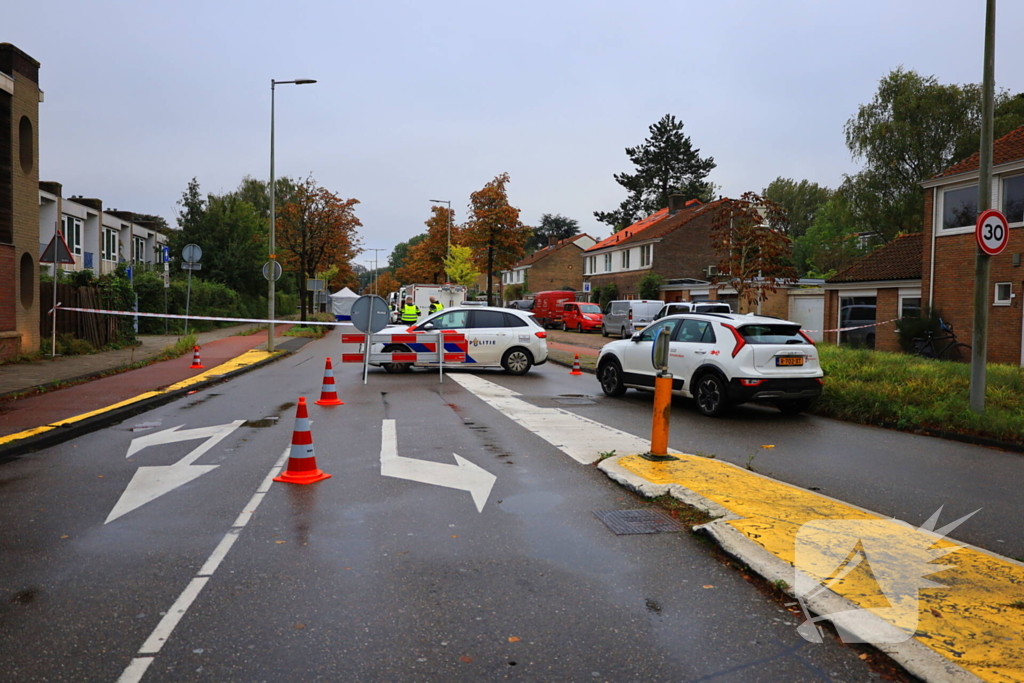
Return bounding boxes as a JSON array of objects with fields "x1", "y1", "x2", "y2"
[
  {"x1": 314, "y1": 357, "x2": 344, "y2": 406},
  {"x1": 274, "y1": 397, "x2": 332, "y2": 485},
  {"x1": 189, "y1": 345, "x2": 204, "y2": 369},
  {"x1": 570, "y1": 354, "x2": 583, "y2": 375}
]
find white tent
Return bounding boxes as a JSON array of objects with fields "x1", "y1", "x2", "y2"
[{"x1": 330, "y1": 287, "x2": 360, "y2": 320}]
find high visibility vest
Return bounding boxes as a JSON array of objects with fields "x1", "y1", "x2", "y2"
[
  {"x1": 429, "y1": 301, "x2": 443, "y2": 314},
  {"x1": 401, "y1": 304, "x2": 420, "y2": 323}
]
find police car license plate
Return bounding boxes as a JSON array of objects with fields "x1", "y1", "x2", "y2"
[{"x1": 776, "y1": 357, "x2": 804, "y2": 366}]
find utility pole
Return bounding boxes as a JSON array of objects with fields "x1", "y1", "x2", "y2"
[
  {"x1": 367, "y1": 248, "x2": 388, "y2": 296},
  {"x1": 969, "y1": 0, "x2": 996, "y2": 414}
]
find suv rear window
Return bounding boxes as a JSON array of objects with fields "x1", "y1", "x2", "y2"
[{"x1": 738, "y1": 324, "x2": 806, "y2": 344}]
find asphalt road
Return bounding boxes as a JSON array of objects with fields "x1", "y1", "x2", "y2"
[{"x1": 0, "y1": 335, "x2": 937, "y2": 681}]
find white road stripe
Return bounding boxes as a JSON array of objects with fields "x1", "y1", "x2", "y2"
[
  {"x1": 117, "y1": 448, "x2": 291, "y2": 681},
  {"x1": 449, "y1": 374, "x2": 657, "y2": 463}
]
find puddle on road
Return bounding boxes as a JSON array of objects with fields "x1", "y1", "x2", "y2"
[
  {"x1": 10, "y1": 587, "x2": 39, "y2": 605},
  {"x1": 244, "y1": 417, "x2": 280, "y2": 429},
  {"x1": 181, "y1": 393, "x2": 221, "y2": 409},
  {"x1": 277, "y1": 402, "x2": 295, "y2": 412}
]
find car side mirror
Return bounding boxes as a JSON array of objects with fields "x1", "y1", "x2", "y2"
[
  {"x1": 631, "y1": 333, "x2": 643, "y2": 342},
  {"x1": 422, "y1": 322, "x2": 435, "y2": 331}
]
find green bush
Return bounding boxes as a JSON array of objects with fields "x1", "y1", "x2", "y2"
[
  {"x1": 638, "y1": 272, "x2": 664, "y2": 300},
  {"x1": 894, "y1": 307, "x2": 942, "y2": 353},
  {"x1": 56, "y1": 333, "x2": 97, "y2": 356}
]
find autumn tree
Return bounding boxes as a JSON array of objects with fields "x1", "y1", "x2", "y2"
[
  {"x1": 276, "y1": 176, "x2": 363, "y2": 320},
  {"x1": 397, "y1": 205, "x2": 460, "y2": 284},
  {"x1": 389, "y1": 234, "x2": 426, "y2": 273},
  {"x1": 710, "y1": 193, "x2": 797, "y2": 309},
  {"x1": 464, "y1": 173, "x2": 530, "y2": 304},
  {"x1": 595, "y1": 114, "x2": 717, "y2": 231},
  {"x1": 444, "y1": 245, "x2": 480, "y2": 288},
  {"x1": 373, "y1": 271, "x2": 401, "y2": 299}
]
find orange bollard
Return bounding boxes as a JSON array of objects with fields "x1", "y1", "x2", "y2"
[{"x1": 642, "y1": 374, "x2": 678, "y2": 461}]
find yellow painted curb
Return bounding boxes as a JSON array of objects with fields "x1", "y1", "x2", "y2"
[
  {"x1": 618, "y1": 454, "x2": 1024, "y2": 683},
  {"x1": 0, "y1": 350, "x2": 281, "y2": 448}
]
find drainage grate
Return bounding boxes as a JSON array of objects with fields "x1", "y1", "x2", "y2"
[
  {"x1": 593, "y1": 509, "x2": 686, "y2": 535},
  {"x1": 556, "y1": 398, "x2": 595, "y2": 406}
]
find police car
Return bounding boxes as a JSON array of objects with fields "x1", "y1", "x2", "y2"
[{"x1": 371, "y1": 306, "x2": 549, "y2": 375}]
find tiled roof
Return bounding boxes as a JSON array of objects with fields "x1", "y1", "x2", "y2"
[
  {"x1": 827, "y1": 232, "x2": 923, "y2": 283},
  {"x1": 511, "y1": 233, "x2": 594, "y2": 268},
  {"x1": 585, "y1": 199, "x2": 726, "y2": 252},
  {"x1": 935, "y1": 124, "x2": 1024, "y2": 178}
]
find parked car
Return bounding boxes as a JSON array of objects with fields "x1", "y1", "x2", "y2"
[
  {"x1": 532, "y1": 290, "x2": 577, "y2": 328},
  {"x1": 560, "y1": 302, "x2": 603, "y2": 333},
  {"x1": 596, "y1": 312, "x2": 823, "y2": 416},
  {"x1": 508, "y1": 299, "x2": 535, "y2": 311},
  {"x1": 371, "y1": 306, "x2": 548, "y2": 375},
  {"x1": 601, "y1": 299, "x2": 663, "y2": 338},
  {"x1": 653, "y1": 301, "x2": 732, "y2": 321},
  {"x1": 839, "y1": 304, "x2": 877, "y2": 348}
]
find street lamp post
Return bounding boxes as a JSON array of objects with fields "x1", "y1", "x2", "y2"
[
  {"x1": 268, "y1": 78, "x2": 317, "y2": 352},
  {"x1": 367, "y1": 248, "x2": 388, "y2": 296},
  {"x1": 429, "y1": 199, "x2": 452, "y2": 258}
]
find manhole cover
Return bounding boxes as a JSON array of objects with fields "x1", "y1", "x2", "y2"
[
  {"x1": 556, "y1": 398, "x2": 595, "y2": 405},
  {"x1": 593, "y1": 509, "x2": 685, "y2": 535}
]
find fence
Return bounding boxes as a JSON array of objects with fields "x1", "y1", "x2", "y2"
[{"x1": 39, "y1": 283, "x2": 121, "y2": 348}]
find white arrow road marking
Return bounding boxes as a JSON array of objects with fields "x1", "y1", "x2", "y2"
[
  {"x1": 380, "y1": 419, "x2": 496, "y2": 513},
  {"x1": 106, "y1": 420, "x2": 245, "y2": 524},
  {"x1": 448, "y1": 374, "x2": 656, "y2": 464}
]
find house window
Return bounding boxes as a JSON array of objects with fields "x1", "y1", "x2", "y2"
[
  {"x1": 942, "y1": 184, "x2": 978, "y2": 230},
  {"x1": 994, "y1": 282, "x2": 1012, "y2": 306},
  {"x1": 621, "y1": 250, "x2": 630, "y2": 269},
  {"x1": 62, "y1": 215, "x2": 82, "y2": 255},
  {"x1": 899, "y1": 296, "x2": 921, "y2": 318},
  {"x1": 1003, "y1": 174, "x2": 1024, "y2": 224},
  {"x1": 102, "y1": 227, "x2": 118, "y2": 262},
  {"x1": 603, "y1": 253, "x2": 612, "y2": 272},
  {"x1": 133, "y1": 235, "x2": 147, "y2": 263},
  {"x1": 640, "y1": 244, "x2": 652, "y2": 267},
  {"x1": 588, "y1": 256, "x2": 597, "y2": 274}
]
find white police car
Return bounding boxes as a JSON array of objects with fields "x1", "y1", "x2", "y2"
[
  {"x1": 372, "y1": 306, "x2": 549, "y2": 375},
  {"x1": 596, "y1": 312, "x2": 823, "y2": 415}
]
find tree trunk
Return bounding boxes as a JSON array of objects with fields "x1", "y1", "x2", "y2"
[{"x1": 486, "y1": 244, "x2": 494, "y2": 305}]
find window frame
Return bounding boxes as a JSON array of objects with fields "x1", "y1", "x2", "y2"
[
  {"x1": 994, "y1": 281, "x2": 1012, "y2": 306},
  {"x1": 621, "y1": 250, "x2": 630, "y2": 269},
  {"x1": 62, "y1": 215, "x2": 83, "y2": 256},
  {"x1": 639, "y1": 244, "x2": 652, "y2": 267},
  {"x1": 1001, "y1": 172, "x2": 1024, "y2": 226},
  {"x1": 603, "y1": 253, "x2": 612, "y2": 272},
  {"x1": 102, "y1": 227, "x2": 118, "y2": 262},
  {"x1": 938, "y1": 182, "x2": 980, "y2": 234}
]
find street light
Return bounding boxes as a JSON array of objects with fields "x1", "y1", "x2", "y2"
[
  {"x1": 268, "y1": 77, "x2": 317, "y2": 353},
  {"x1": 367, "y1": 248, "x2": 388, "y2": 296},
  {"x1": 429, "y1": 199, "x2": 451, "y2": 258}
]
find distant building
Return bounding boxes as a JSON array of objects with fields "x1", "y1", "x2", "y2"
[{"x1": 0, "y1": 43, "x2": 42, "y2": 360}]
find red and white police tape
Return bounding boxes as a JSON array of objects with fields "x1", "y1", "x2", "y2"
[
  {"x1": 801, "y1": 318, "x2": 900, "y2": 334},
  {"x1": 50, "y1": 306, "x2": 345, "y2": 327}
]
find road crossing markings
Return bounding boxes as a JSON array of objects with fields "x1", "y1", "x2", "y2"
[
  {"x1": 107, "y1": 421, "x2": 245, "y2": 523},
  {"x1": 448, "y1": 374, "x2": 660, "y2": 464},
  {"x1": 116, "y1": 447, "x2": 291, "y2": 683},
  {"x1": 380, "y1": 419, "x2": 496, "y2": 512}
]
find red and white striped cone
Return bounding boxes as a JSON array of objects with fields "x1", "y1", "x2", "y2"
[
  {"x1": 189, "y1": 345, "x2": 204, "y2": 369},
  {"x1": 314, "y1": 357, "x2": 344, "y2": 406},
  {"x1": 274, "y1": 397, "x2": 332, "y2": 485},
  {"x1": 570, "y1": 354, "x2": 583, "y2": 375}
]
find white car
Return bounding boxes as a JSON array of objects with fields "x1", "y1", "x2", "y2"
[
  {"x1": 371, "y1": 306, "x2": 549, "y2": 375},
  {"x1": 596, "y1": 312, "x2": 823, "y2": 416}
]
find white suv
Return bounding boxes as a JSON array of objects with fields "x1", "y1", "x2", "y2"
[{"x1": 596, "y1": 313, "x2": 823, "y2": 416}]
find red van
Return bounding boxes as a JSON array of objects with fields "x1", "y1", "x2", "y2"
[
  {"x1": 561, "y1": 302, "x2": 604, "y2": 333},
  {"x1": 532, "y1": 290, "x2": 576, "y2": 328}
]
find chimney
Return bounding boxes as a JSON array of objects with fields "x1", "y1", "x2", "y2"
[
  {"x1": 668, "y1": 194, "x2": 687, "y2": 215},
  {"x1": 548, "y1": 235, "x2": 558, "y2": 247}
]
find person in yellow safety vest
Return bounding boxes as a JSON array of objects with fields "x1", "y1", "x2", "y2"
[
  {"x1": 429, "y1": 296, "x2": 444, "y2": 314},
  {"x1": 400, "y1": 297, "x2": 420, "y2": 324}
]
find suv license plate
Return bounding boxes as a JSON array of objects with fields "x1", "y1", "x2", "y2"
[{"x1": 776, "y1": 357, "x2": 804, "y2": 366}]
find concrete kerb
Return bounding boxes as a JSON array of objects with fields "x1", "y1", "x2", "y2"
[
  {"x1": 597, "y1": 454, "x2": 987, "y2": 683},
  {"x1": 0, "y1": 339, "x2": 309, "y2": 464}
]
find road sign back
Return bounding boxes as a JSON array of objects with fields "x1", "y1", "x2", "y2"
[{"x1": 351, "y1": 295, "x2": 391, "y2": 333}]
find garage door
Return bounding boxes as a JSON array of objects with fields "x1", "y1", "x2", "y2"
[{"x1": 789, "y1": 295, "x2": 824, "y2": 342}]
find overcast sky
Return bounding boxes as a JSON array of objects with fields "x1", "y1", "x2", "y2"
[{"x1": 8, "y1": 1, "x2": 1024, "y2": 267}]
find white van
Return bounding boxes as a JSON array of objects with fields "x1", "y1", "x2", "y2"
[
  {"x1": 653, "y1": 301, "x2": 732, "y2": 321},
  {"x1": 601, "y1": 300, "x2": 664, "y2": 338}
]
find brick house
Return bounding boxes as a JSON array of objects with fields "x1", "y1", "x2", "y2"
[
  {"x1": 500, "y1": 233, "x2": 595, "y2": 299},
  {"x1": 823, "y1": 233, "x2": 923, "y2": 351},
  {"x1": 583, "y1": 196, "x2": 730, "y2": 300},
  {"x1": 920, "y1": 125, "x2": 1024, "y2": 365},
  {"x1": 0, "y1": 44, "x2": 42, "y2": 361}
]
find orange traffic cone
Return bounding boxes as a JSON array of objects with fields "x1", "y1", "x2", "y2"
[
  {"x1": 570, "y1": 354, "x2": 583, "y2": 375},
  {"x1": 314, "y1": 357, "x2": 344, "y2": 406},
  {"x1": 274, "y1": 398, "x2": 332, "y2": 485},
  {"x1": 189, "y1": 345, "x2": 204, "y2": 369}
]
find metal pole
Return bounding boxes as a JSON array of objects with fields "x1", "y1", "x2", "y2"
[
  {"x1": 184, "y1": 266, "x2": 193, "y2": 336},
  {"x1": 268, "y1": 80, "x2": 277, "y2": 353},
  {"x1": 51, "y1": 219, "x2": 59, "y2": 356},
  {"x1": 969, "y1": 0, "x2": 996, "y2": 414}
]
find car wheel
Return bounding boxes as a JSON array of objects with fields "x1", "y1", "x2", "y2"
[
  {"x1": 577, "y1": 323, "x2": 583, "y2": 334},
  {"x1": 601, "y1": 325, "x2": 608, "y2": 338},
  {"x1": 694, "y1": 373, "x2": 729, "y2": 417},
  {"x1": 382, "y1": 344, "x2": 413, "y2": 374},
  {"x1": 776, "y1": 398, "x2": 816, "y2": 415},
  {"x1": 621, "y1": 327, "x2": 630, "y2": 339},
  {"x1": 562, "y1": 321, "x2": 568, "y2": 332},
  {"x1": 501, "y1": 347, "x2": 533, "y2": 375},
  {"x1": 598, "y1": 359, "x2": 626, "y2": 397}
]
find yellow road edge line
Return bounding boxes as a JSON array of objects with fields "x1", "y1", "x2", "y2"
[
  {"x1": 614, "y1": 453, "x2": 1024, "y2": 683},
  {"x1": 0, "y1": 349, "x2": 283, "y2": 447}
]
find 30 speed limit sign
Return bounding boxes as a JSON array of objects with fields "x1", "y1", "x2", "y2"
[{"x1": 976, "y1": 209, "x2": 1009, "y2": 256}]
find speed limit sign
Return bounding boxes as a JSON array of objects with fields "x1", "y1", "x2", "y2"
[{"x1": 976, "y1": 209, "x2": 1009, "y2": 256}]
